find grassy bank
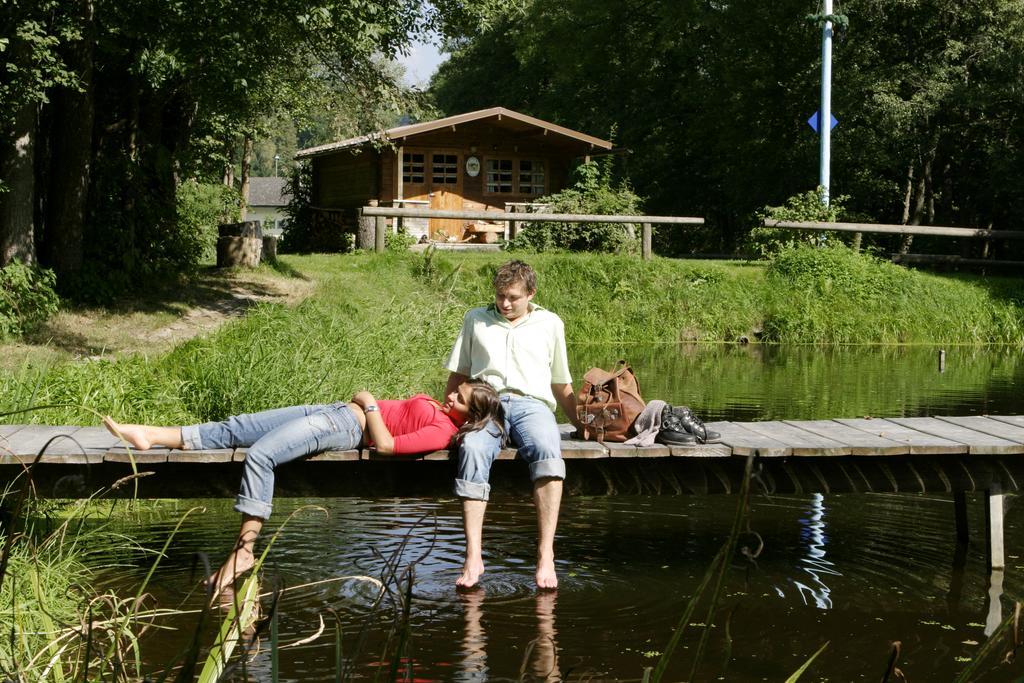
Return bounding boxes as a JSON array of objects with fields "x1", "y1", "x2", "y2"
[{"x1": 2, "y1": 246, "x2": 1022, "y2": 426}]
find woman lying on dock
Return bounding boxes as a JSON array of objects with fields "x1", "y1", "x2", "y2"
[{"x1": 103, "y1": 381, "x2": 504, "y2": 594}]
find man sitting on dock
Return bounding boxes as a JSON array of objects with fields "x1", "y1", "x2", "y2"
[{"x1": 444, "y1": 259, "x2": 580, "y2": 590}]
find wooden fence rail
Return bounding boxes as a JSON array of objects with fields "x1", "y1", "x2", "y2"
[
  {"x1": 766, "y1": 220, "x2": 1024, "y2": 240},
  {"x1": 360, "y1": 206, "x2": 705, "y2": 260}
]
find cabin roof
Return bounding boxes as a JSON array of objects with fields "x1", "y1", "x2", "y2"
[{"x1": 294, "y1": 107, "x2": 613, "y2": 159}]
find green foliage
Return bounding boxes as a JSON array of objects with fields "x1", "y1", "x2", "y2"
[
  {"x1": 432, "y1": 0, "x2": 1024, "y2": 254},
  {"x1": 0, "y1": 261, "x2": 60, "y2": 338},
  {"x1": 761, "y1": 244, "x2": 1024, "y2": 344},
  {"x1": 3, "y1": 252, "x2": 1023, "y2": 427},
  {"x1": 747, "y1": 188, "x2": 848, "y2": 258},
  {"x1": 280, "y1": 163, "x2": 352, "y2": 253},
  {"x1": 507, "y1": 160, "x2": 644, "y2": 253},
  {"x1": 176, "y1": 181, "x2": 242, "y2": 261},
  {"x1": 386, "y1": 228, "x2": 418, "y2": 252}
]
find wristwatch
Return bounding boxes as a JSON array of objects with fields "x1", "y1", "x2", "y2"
[{"x1": 364, "y1": 404, "x2": 379, "y2": 413}]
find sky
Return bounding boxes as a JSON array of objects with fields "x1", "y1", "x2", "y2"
[{"x1": 397, "y1": 38, "x2": 448, "y2": 87}]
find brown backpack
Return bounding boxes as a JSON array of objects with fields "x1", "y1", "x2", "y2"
[{"x1": 576, "y1": 360, "x2": 646, "y2": 442}]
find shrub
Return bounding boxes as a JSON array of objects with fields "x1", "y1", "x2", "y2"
[
  {"x1": 747, "y1": 187, "x2": 848, "y2": 258},
  {"x1": 176, "y1": 180, "x2": 242, "y2": 262},
  {"x1": 386, "y1": 228, "x2": 417, "y2": 252},
  {"x1": 507, "y1": 160, "x2": 644, "y2": 253},
  {"x1": 0, "y1": 261, "x2": 60, "y2": 338},
  {"x1": 279, "y1": 163, "x2": 352, "y2": 253}
]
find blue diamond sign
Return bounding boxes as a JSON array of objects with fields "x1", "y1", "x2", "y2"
[{"x1": 807, "y1": 111, "x2": 839, "y2": 133}]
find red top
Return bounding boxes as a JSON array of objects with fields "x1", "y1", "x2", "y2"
[{"x1": 376, "y1": 394, "x2": 460, "y2": 454}]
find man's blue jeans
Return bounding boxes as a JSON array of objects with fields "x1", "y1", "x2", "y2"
[
  {"x1": 455, "y1": 394, "x2": 565, "y2": 501},
  {"x1": 181, "y1": 403, "x2": 362, "y2": 520}
]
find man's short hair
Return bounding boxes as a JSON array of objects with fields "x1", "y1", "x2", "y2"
[{"x1": 494, "y1": 260, "x2": 537, "y2": 294}]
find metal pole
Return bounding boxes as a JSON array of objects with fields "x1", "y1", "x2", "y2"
[{"x1": 820, "y1": 0, "x2": 833, "y2": 207}]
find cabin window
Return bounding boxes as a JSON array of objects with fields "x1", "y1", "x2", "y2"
[
  {"x1": 431, "y1": 154, "x2": 458, "y2": 185},
  {"x1": 486, "y1": 159, "x2": 514, "y2": 194},
  {"x1": 518, "y1": 160, "x2": 546, "y2": 195},
  {"x1": 402, "y1": 152, "x2": 425, "y2": 184}
]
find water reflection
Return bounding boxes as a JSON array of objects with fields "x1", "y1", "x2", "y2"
[
  {"x1": 570, "y1": 343, "x2": 1024, "y2": 421},
  {"x1": 788, "y1": 493, "x2": 840, "y2": 610},
  {"x1": 105, "y1": 492, "x2": 1023, "y2": 680},
  {"x1": 457, "y1": 590, "x2": 560, "y2": 682}
]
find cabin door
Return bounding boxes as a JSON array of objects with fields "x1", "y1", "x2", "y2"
[
  {"x1": 425, "y1": 150, "x2": 463, "y2": 240},
  {"x1": 401, "y1": 149, "x2": 464, "y2": 240},
  {"x1": 430, "y1": 188, "x2": 464, "y2": 240}
]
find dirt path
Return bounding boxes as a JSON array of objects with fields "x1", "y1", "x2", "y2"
[{"x1": 3, "y1": 268, "x2": 316, "y2": 368}]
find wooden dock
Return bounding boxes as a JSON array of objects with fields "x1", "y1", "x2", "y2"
[{"x1": 3, "y1": 415, "x2": 1022, "y2": 569}]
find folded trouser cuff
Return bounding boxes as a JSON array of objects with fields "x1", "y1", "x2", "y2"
[
  {"x1": 234, "y1": 495, "x2": 273, "y2": 520},
  {"x1": 180, "y1": 424, "x2": 204, "y2": 451},
  {"x1": 454, "y1": 478, "x2": 491, "y2": 501},
  {"x1": 529, "y1": 458, "x2": 565, "y2": 482}
]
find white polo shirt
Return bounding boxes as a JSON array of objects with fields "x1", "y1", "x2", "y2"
[{"x1": 445, "y1": 303, "x2": 572, "y2": 411}]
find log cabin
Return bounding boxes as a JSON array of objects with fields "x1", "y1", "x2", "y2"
[{"x1": 293, "y1": 107, "x2": 613, "y2": 244}]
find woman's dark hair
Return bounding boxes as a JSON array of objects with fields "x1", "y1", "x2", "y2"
[{"x1": 455, "y1": 380, "x2": 506, "y2": 445}]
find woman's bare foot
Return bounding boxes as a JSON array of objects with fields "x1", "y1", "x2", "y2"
[
  {"x1": 456, "y1": 557, "x2": 485, "y2": 589},
  {"x1": 535, "y1": 553, "x2": 558, "y2": 590},
  {"x1": 103, "y1": 417, "x2": 153, "y2": 451},
  {"x1": 207, "y1": 546, "x2": 256, "y2": 595}
]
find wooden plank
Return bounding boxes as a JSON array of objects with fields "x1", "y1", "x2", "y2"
[
  {"x1": 168, "y1": 449, "x2": 235, "y2": 463},
  {"x1": 836, "y1": 418, "x2": 966, "y2": 455},
  {"x1": 4, "y1": 426, "x2": 106, "y2": 461},
  {"x1": 560, "y1": 441, "x2": 607, "y2": 459},
  {"x1": 766, "y1": 219, "x2": 1024, "y2": 240},
  {"x1": 709, "y1": 421, "x2": 791, "y2": 457},
  {"x1": 0, "y1": 425, "x2": 25, "y2": 438},
  {"x1": 670, "y1": 443, "x2": 732, "y2": 458},
  {"x1": 361, "y1": 450, "x2": 428, "y2": 461},
  {"x1": 938, "y1": 416, "x2": 1024, "y2": 444},
  {"x1": 888, "y1": 417, "x2": 1021, "y2": 455},
  {"x1": 783, "y1": 420, "x2": 908, "y2": 456},
  {"x1": 308, "y1": 449, "x2": 360, "y2": 462},
  {"x1": 988, "y1": 415, "x2": 1024, "y2": 429},
  {"x1": 104, "y1": 449, "x2": 170, "y2": 464},
  {"x1": 71, "y1": 427, "x2": 121, "y2": 450},
  {"x1": 606, "y1": 443, "x2": 671, "y2": 458},
  {"x1": 421, "y1": 450, "x2": 452, "y2": 462},
  {"x1": 739, "y1": 421, "x2": 849, "y2": 456}
]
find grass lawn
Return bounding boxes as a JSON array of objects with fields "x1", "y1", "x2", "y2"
[
  {"x1": 0, "y1": 263, "x2": 315, "y2": 372},
  {"x1": 2, "y1": 247, "x2": 1022, "y2": 427}
]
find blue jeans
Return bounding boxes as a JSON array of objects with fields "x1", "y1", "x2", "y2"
[
  {"x1": 181, "y1": 403, "x2": 362, "y2": 519},
  {"x1": 454, "y1": 394, "x2": 565, "y2": 501}
]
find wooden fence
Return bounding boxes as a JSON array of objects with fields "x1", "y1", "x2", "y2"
[
  {"x1": 766, "y1": 220, "x2": 1024, "y2": 241},
  {"x1": 359, "y1": 205, "x2": 705, "y2": 260}
]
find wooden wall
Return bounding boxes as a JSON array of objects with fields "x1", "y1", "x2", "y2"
[
  {"x1": 312, "y1": 148, "x2": 380, "y2": 209},
  {"x1": 309, "y1": 119, "x2": 590, "y2": 214}
]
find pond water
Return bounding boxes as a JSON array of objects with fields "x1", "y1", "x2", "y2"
[{"x1": 106, "y1": 344, "x2": 1024, "y2": 681}]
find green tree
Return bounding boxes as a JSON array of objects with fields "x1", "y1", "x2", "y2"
[{"x1": 431, "y1": 0, "x2": 1024, "y2": 257}]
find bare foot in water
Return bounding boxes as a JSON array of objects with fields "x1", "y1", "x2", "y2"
[
  {"x1": 456, "y1": 557, "x2": 485, "y2": 590},
  {"x1": 103, "y1": 416, "x2": 152, "y2": 451},
  {"x1": 536, "y1": 554, "x2": 558, "y2": 590},
  {"x1": 207, "y1": 546, "x2": 256, "y2": 595}
]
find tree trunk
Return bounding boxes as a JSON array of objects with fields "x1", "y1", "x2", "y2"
[
  {"x1": 239, "y1": 133, "x2": 253, "y2": 220},
  {"x1": 0, "y1": 102, "x2": 38, "y2": 266},
  {"x1": 924, "y1": 154, "x2": 935, "y2": 225},
  {"x1": 42, "y1": 0, "x2": 95, "y2": 278},
  {"x1": 900, "y1": 162, "x2": 914, "y2": 225},
  {"x1": 899, "y1": 151, "x2": 931, "y2": 255}
]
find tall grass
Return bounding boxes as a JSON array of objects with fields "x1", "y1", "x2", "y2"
[{"x1": 2, "y1": 247, "x2": 1022, "y2": 427}]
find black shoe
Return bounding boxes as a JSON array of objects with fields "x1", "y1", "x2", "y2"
[
  {"x1": 672, "y1": 406, "x2": 720, "y2": 444},
  {"x1": 658, "y1": 405, "x2": 697, "y2": 445},
  {"x1": 657, "y1": 428, "x2": 697, "y2": 446}
]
